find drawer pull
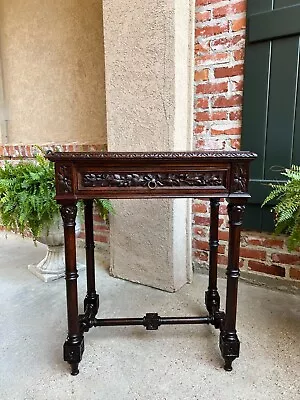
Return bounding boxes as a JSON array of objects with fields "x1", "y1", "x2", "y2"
[{"x1": 148, "y1": 179, "x2": 157, "y2": 190}]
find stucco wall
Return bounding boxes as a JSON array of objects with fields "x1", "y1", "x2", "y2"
[
  {"x1": 103, "y1": 0, "x2": 194, "y2": 292},
  {"x1": 0, "y1": 0, "x2": 106, "y2": 145}
]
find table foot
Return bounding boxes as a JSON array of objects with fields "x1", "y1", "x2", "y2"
[
  {"x1": 63, "y1": 336, "x2": 84, "y2": 375},
  {"x1": 71, "y1": 363, "x2": 79, "y2": 376},
  {"x1": 224, "y1": 359, "x2": 233, "y2": 372},
  {"x1": 219, "y1": 331, "x2": 240, "y2": 372}
]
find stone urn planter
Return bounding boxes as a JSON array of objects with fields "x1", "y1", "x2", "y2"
[{"x1": 28, "y1": 214, "x2": 84, "y2": 282}]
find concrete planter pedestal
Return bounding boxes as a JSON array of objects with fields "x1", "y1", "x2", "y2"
[{"x1": 28, "y1": 215, "x2": 84, "y2": 282}]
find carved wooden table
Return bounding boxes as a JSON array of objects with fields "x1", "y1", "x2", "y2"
[{"x1": 47, "y1": 151, "x2": 256, "y2": 375}]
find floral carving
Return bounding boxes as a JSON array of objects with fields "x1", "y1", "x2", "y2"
[
  {"x1": 82, "y1": 172, "x2": 225, "y2": 189},
  {"x1": 232, "y1": 165, "x2": 247, "y2": 193},
  {"x1": 57, "y1": 166, "x2": 72, "y2": 194}
]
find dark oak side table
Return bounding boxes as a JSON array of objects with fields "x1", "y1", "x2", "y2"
[{"x1": 47, "y1": 151, "x2": 256, "y2": 375}]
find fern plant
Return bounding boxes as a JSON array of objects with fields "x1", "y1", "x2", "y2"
[
  {"x1": 0, "y1": 151, "x2": 113, "y2": 241},
  {"x1": 262, "y1": 165, "x2": 300, "y2": 251}
]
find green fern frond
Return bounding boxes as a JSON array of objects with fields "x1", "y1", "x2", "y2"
[
  {"x1": 262, "y1": 165, "x2": 300, "y2": 251},
  {"x1": 0, "y1": 147, "x2": 113, "y2": 241}
]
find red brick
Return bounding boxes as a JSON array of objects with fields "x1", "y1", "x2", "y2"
[
  {"x1": 246, "y1": 238, "x2": 263, "y2": 246},
  {"x1": 247, "y1": 237, "x2": 284, "y2": 249},
  {"x1": 231, "y1": 80, "x2": 244, "y2": 92},
  {"x1": 194, "y1": 216, "x2": 210, "y2": 226},
  {"x1": 193, "y1": 227, "x2": 208, "y2": 237},
  {"x1": 213, "y1": 95, "x2": 243, "y2": 108},
  {"x1": 290, "y1": 267, "x2": 300, "y2": 280},
  {"x1": 219, "y1": 204, "x2": 227, "y2": 215},
  {"x1": 248, "y1": 261, "x2": 285, "y2": 277},
  {"x1": 263, "y1": 239, "x2": 284, "y2": 249},
  {"x1": 210, "y1": 34, "x2": 245, "y2": 51},
  {"x1": 193, "y1": 239, "x2": 209, "y2": 251},
  {"x1": 229, "y1": 110, "x2": 242, "y2": 121},
  {"x1": 194, "y1": 43, "x2": 210, "y2": 55},
  {"x1": 195, "y1": 111, "x2": 210, "y2": 122},
  {"x1": 196, "y1": 0, "x2": 223, "y2": 7},
  {"x1": 94, "y1": 223, "x2": 109, "y2": 232},
  {"x1": 25, "y1": 145, "x2": 32, "y2": 157},
  {"x1": 196, "y1": 110, "x2": 228, "y2": 122},
  {"x1": 271, "y1": 253, "x2": 300, "y2": 265},
  {"x1": 94, "y1": 233, "x2": 109, "y2": 244},
  {"x1": 212, "y1": 111, "x2": 227, "y2": 120},
  {"x1": 192, "y1": 203, "x2": 208, "y2": 213},
  {"x1": 218, "y1": 218, "x2": 226, "y2": 228},
  {"x1": 213, "y1": 2, "x2": 246, "y2": 18},
  {"x1": 232, "y1": 17, "x2": 246, "y2": 32},
  {"x1": 240, "y1": 248, "x2": 266, "y2": 260},
  {"x1": 193, "y1": 250, "x2": 209, "y2": 262},
  {"x1": 214, "y1": 64, "x2": 244, "y2": 79},
  {"x1": 211, "y1": 127, "x2": 241, "y2": 136},
  {"x1": 213, "y1": 5, "x2": 230, "y2": 18},
  {"x1": 195, "y1": 98, "x2": 209, "y2": 109},
  {"x1": 196, "y1": 11, "x2": 211, "y2": 22},
  {"x1": 218, "y1": 254, "x2": 228, "y2": 266},
  {"x1": 218, "y1": 244, "x2": 226, "y2": 254},
  {"x1": 234, "y1": 49, "x2": 245, "y2": 61},
  {"x1": 196, "y1": 23, "x2": 229, "y2": 38},
  {"x1": 233, "y1": 1, "x2": 247, "y2": 14},
  {"x1": 195, "y1": 52, "x2": 230, "y2": 66},
  {"x1": 195, "y1": 139, "x2": 205, "y2": 148},
  {"x1": 195, "y1": 69, "x2": 209, "y2": 81},
  {"x1": 230, "y1": 139, "x2": 240, "y2": 149},
  {"x1": 194, "y1": 126, "x2": 206, "y2": 135},
  {"x1": 93, "y1": 214, "x2": 106, "y2": 223},
  {"x1": 210, "y1": 37, "x2": 232, "y2": 50},
  {"x1": 196, "y1": 82, "x2": 228, "y2": 95},
  {"x1": 219, "y1": 230, "x2": 229, "y2": 241}
]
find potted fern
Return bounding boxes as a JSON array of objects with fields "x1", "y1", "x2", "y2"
[
  {"x1": 0, "y1": 150, "x2": 112, "y2": 282},
  {"x1": 262, "y1": 165, "x2": 300, "y2": 251}
]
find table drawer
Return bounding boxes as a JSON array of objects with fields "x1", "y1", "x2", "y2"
[{"x1": 76, "y1": 168, "x2": 230, "y2": 198}]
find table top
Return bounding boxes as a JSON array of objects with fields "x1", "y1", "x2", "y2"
[{"x1": 47, "y1": 151, "x2": 257, "y2": 201}]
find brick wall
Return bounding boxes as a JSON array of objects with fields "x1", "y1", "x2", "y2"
[
  {"x1": 0, "y1": 144, "x2": 110, "y2": 245},
  {"x1": 193, "y1": 0, "x2": 300, "y2": 287}
]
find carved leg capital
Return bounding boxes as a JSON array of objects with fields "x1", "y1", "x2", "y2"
[
  {"x1": 60, "y1": 204, "x2": 77, "y2": 226},
  {"x1": 227, "y1": 201, "x2": 245, "y2": 226}
]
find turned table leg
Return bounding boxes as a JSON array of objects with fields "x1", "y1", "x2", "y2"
[
  {"x1": 60, "y1": 203, "x2": 84, "y2": 376},
  {"x1": 205, "y1": 198, "x2": 221, "y2": 323},
  {"x1": 83, "y1": 200, "x2": 99, "y2": 318},
  {"x1": 219, "y1": 199, "x2": 245, "y2": 371}
]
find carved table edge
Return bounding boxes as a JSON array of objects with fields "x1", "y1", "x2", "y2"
[{"x1": 46, "y1": 150, "x2": 257, "y2": 161}]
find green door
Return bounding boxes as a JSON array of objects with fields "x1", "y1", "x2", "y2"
[{"x1": 241, "y1": 0, "x2": 300, "y2": 231}]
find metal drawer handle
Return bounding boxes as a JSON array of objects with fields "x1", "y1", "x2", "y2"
[{"x1": 148, "y1": 179, "x2": 157, "y2": 189}]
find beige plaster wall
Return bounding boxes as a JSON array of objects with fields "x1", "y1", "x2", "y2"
[
  {"x1": 0, "y1": 0, "x2": 106, "y2": 145},
  {"x1": 103, "y1": 0, "x2": 194, "y2": 291}
]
